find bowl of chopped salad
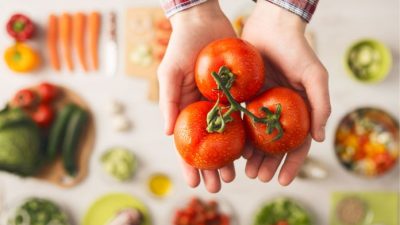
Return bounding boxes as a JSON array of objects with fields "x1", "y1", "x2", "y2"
[{"x1": 334, "y1": 107, "x2": 399, "y2": 177}]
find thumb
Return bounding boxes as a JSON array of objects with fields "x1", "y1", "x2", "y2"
[
  {"x1": 302, "y1": 63, "x2": 331, "y2": 142},
  {"x1": 157, "y1": 63, "x2": 182, "y2": 135}
]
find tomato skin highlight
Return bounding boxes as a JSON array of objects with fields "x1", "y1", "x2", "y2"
[
  {"x1": 174, "y1": 101, "x2": 246, "y2": 170},
  {"x1": 244, "y1": 87, "x2": 310, "y2": 154},
  {"x1": 195, "y1": 38, "x2": 265, "y2": 103}
]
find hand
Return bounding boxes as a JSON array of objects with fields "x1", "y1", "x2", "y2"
[
  {"x1": 241, "y1": 1, "x2": 331, "y2": 185},
  {"x1": 157, "y1": 0, "x2": 237, "y2": 193}
]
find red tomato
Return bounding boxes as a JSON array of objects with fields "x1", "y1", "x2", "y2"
[
  {"x1": 12, "y1": 89, "x2": 36, "y2": 108},
  {"x1": 174, "y1": 101, "x2": 245, "y2": 170},
  {"x1": 276, "y1": 220, "x2": 289, "y2": 225},
  {"x1": 219, "y1": 214, "x2": 230, "y2": 225},
  {"x1": 195, "y1": 38, "x2": 265, "y2": 103},
  {"x1": 244, "y1": 87, "x2": 310, "y2": 154},
  {"x1": 37, "y1": 82, "x2": 58, "y2": 103},
  {"x1": 31, "y1": 104, "x2": 54, "y2": 128}
]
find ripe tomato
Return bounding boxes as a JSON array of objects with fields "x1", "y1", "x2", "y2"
[
  {"x1": 244, "y1": 87, "x2": 310, "y2": 154},
  {"x1": 12, "y1": 89, "x2": 36, "y2": 108},
  {"x1": 37, "y1": 82, "x2": 58, "y2": 103},
  {"x1": 276, "y1": 220, "x2": 289, "y2": 225},
  {"x1": 174, "y1": 101, "x2": 245, "y2": 170},
  {"x1": 195, "y1": 38, "x2": 265, "y2": 103},
  {"x1": 31, "y1": 104, "x2": 54, "y2": 128}
]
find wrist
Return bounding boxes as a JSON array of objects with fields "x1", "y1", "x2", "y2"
[
  {"x1": 170, "y1": 0, "x2": 225, "y2": 28},
  {"x1": 253, "y1": 1, "x2": 306, "y2": 33}
]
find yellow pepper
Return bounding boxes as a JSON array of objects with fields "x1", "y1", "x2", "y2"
[{"x1": 4, "y1": 43, "x2": 40, "y2": 73}]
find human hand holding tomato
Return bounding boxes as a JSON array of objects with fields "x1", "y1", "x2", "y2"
[
  {"x1": 157, "y1": 0, "x2": 237, "y2": 193},
  {"x1": 241, "y1": 1, "x2": 331, "y2": 185}
]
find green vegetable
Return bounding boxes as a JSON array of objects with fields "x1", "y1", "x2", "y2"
[
  {"x1": 62, "y1": 106, "x2": 88, "y2": 176},
  {"x1": 9, "y1": 198, "x2": 70, "y2": 225},
  {"x1": 253, "y1": 198, "x2": 312, "y2": 225},
  {"x1": 47, "y1": 103, "x2": 79, "y2": 160},
  {"x1": 0, "y1": 107, "x2": 42, "y2": 176},
  {"x1": 101, "y1": 147, "x2": 137, "y2": 181},
  {"x1": 348, "y1": 43, "x2": 382, "y2": 81}
]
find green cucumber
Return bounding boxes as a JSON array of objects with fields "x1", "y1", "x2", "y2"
[
  {"x1": 62, "y1": 107, "x2": 88, "y2": 176},
  {"x1": 46, "y1": 103, "x2": 79, "y2": 160}
]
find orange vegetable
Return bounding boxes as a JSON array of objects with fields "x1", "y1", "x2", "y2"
[
  {"x1": 47, "y1": 14, "x2": 60, "y2": 71},
  {"x1": 88, "y1": 12, "x2": 101, "y2": 70},
  {"x1": 4, "y1": 43, "x2": 40, "y2": 73},
  {"x1": 59, "y1": 13, "x2": 73, "y2": 71},
  {"x1": 73, "y1": 12, "x2": 88, "y2": 71}
]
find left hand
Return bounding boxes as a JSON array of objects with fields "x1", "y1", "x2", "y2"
[{"x1": 241, "y1": 1, "x2": 331, "y2": 186}]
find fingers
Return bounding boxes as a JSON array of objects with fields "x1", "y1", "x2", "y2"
[
  {"x1": 302, "y1": 64, "x2": 331, "y2": 142},
  {"x1": 181, "y1": 160, "x2": 200, "y2": 188},
  {"x1": 245, "y1": 150, "x2": 264, "y2": 178},
  {"x1": 257, "y1": 153, "x2": 284, "y2": 182},
  {"x1": 220, "y1": 163, "x2": 235, "y2": 183},
  {"x1": 278, "y1": 137, "x2": 312, "y2": 186},
  {"x1": 242, "y1": 144, "x2": 254, "y2": 160},
  {"x1": 201, "y1": 170, "x2": 221, "y2": 193},
  {"x1": 157, "y1": 63, "x2": 182, "y2": 135}
]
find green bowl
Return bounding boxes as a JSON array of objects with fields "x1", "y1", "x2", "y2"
[{"x1": 344, "y1": 39, "x2": 392, "y2": 84}]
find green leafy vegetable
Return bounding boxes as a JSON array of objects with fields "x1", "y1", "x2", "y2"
[
  {"x1": 254, "y1": 198, "x2": 312, "y2": 225},
  {"x1": 0, "y1": 107, "x2": 42, "y2": 176}
]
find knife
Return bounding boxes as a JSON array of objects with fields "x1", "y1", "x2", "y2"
[{"x1": 105, "y1": 12, "x2": 117, "y2": 76}]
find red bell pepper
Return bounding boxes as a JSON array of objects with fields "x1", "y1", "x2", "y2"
[{"x1": 6, "y1": 14, "x2": 35, "y2": 41}]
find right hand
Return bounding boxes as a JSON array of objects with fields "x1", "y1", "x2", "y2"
[{"x1": 157, "y1": 0, "x2": 237, "y2": 193}]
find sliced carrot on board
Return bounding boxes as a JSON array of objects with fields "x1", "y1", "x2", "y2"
[
  {"x1": 73, "y1": 12, "x2": 88, "y2": 72},
  {"x1": 47, "y1": 14, "x2": 60, "y2": 71},
  {"x1": 59, "y1": 13, "x2": 74, "y2": 71},
  {"x1": 88, "y1": 12, "x2": 101, "y2": 71}
]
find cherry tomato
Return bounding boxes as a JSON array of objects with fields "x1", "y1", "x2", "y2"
[
  {"x1": 244, "y1": 87, "x2": 310, "y2": 154},
  {"x1": 174, "y1": 101, "x2": 245, "y2": 170},
  {"x1": 12, "y1": 89, "x2": 36, "y2": 108},
  {"x1": 195, "y1": 38, "x2": 265, "y2": 103},
  {"x1": 31, "y1": 104, "x2": 54, "y2": 128},
  {"x1": 276, "y1": 220, "x2": 289, "y2": 225},
  {"x1": 37, "y1": 82, "x2": 58, "y2": 103}
]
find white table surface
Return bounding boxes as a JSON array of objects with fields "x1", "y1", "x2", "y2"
[{"x1": 0, "y1": 0, "x2": 399, "y2": 224}]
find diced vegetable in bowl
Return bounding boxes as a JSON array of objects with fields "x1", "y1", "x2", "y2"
[{"x1": 6, "y1": 197, "x2": 70, "y2": 225}]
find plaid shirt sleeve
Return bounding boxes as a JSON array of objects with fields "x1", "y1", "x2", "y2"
[
  {"x1": 254, "y1": 0, "x2": 319, "y2": 22},
  {"x1": 160, "y1": 0, "x2": 209, "y2": 18}
]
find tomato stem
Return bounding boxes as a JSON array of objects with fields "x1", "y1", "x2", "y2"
[{"x1": 207, "y1": 67, "x2": 284, "y2": 141}]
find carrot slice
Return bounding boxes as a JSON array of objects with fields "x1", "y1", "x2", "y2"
[
  {"x1": 59, "y1": 13, "x2": 74, "y2": 71},
  {"x1": 47, "y1": 14, "x2": 60, "y2": 71},
  {"x1": 73, "y1": 12, "x2": 88, "y2": 71},
  {"x1": 88, "y1": 12, "x2": 101, "y2": 71}
]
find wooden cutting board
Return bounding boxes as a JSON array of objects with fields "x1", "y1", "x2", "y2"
[
  {"x1": 33, "y1": 86, "x2": 95, "y2": 188},
  {"x1": 125, "y1": 8, "x2": 171, "y2": 102},
  {"x1": 125, "y1": 8, "x2": 168, "y2": 79}
]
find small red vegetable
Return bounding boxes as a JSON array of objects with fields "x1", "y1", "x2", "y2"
[
  {"x1": 244, "y1": 87, "x2": 310, "y2": 154},
  {"x1": 174, "y1": 101, "x2": 245, "y2": 170},
  {"x1": 12, "y1": 89, "x2": 36, "y2": 108},
  {"x1": 6, "y1": 14, "x2": 35, "y2": 41},
  {"x1": 195, "y1": 38, "x2": 265, "y2": 103},
  {"x1": 37, "y1": 82, "x2": 59, "y2": 103},
  {"x1": 31, "y1": 104, "x2": 54, "y2": 128}
]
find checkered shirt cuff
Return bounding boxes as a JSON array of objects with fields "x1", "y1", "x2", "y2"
[
  {"x1": 160, "y1": 0, "x2": 209, "y2": 18},
  {"x1": 256, "y1": 0, "x2": 319, "y2": 22}
]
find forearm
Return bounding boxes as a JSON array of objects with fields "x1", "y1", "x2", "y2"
[
  {"x1": 253, "y1": 0, "x2": 307, "y2": 33},
  {"x1": 168, "y1": 0, "x2": 225, "y2": 28}
]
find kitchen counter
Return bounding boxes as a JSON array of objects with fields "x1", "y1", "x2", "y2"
[{"x1": 0, "y1": 0, "x2": 399, "y2": 224}]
